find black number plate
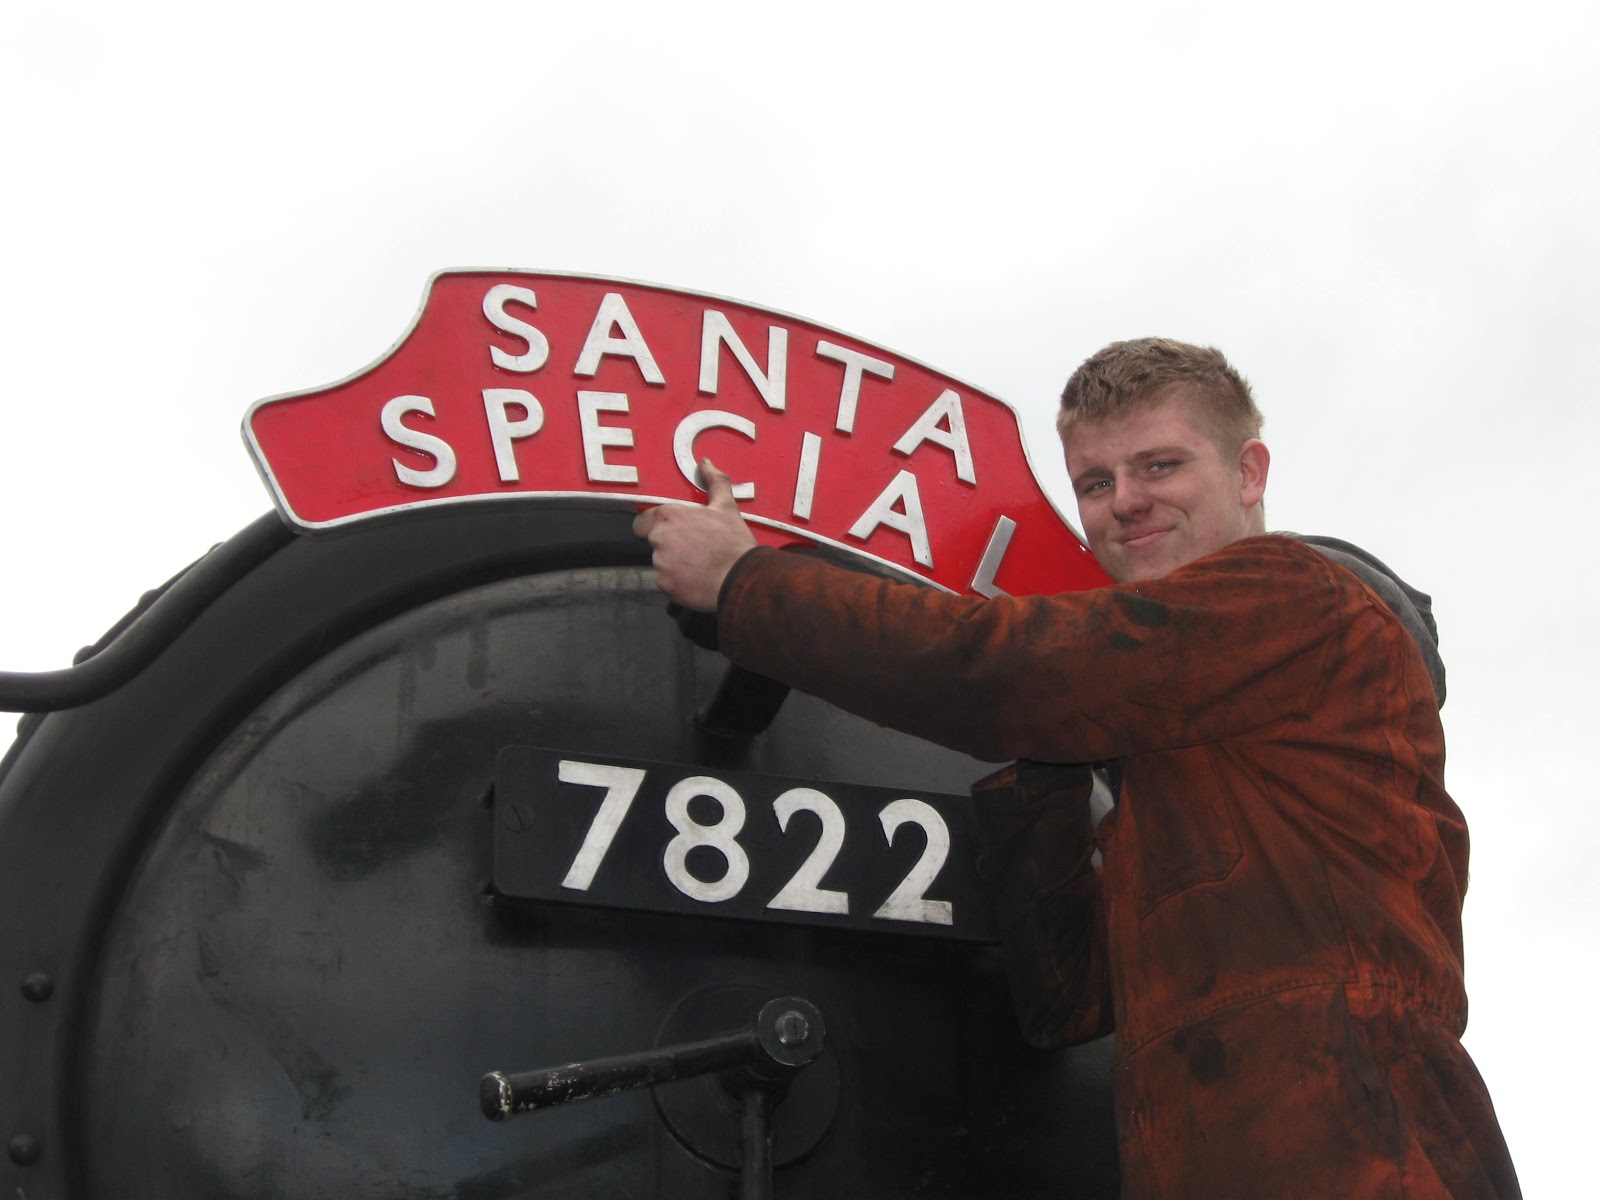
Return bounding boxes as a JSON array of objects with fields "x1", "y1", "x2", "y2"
[{"x1": 492, "y1": 747, "x2": 994, "y2": 942}]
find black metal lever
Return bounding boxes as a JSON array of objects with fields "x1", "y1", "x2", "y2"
[
  {"x1": 479, "y1": 995, "x2": 824, "y2": 1120},
  {"x1": 481, "y1": 996, "x2": 825, "y2": 1199}
]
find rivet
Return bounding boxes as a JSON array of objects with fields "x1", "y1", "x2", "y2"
[
  {"x1": 7, "y1": 1132, "x2": 41, "y2": 1165},
  {"x1": 21, "y1": 972, "x2": 54, "y2": 1003}
]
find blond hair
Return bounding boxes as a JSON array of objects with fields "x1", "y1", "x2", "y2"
[{"x1": 1058, "y1": 337, "x2": 1263, "y2": 450}]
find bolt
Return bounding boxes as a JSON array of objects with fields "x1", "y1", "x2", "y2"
[
  {"x1": 8, "y1": 1133, "x2": 41, "y2": 1166},
  {"x1": 774, "y1": 1010, "x2": 810, "y2": 1047},
  {"x1": 20, "y1": 973, "x2": 53, "y2": 1003}
]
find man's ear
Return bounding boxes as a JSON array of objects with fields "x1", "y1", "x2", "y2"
[{"x1": 1238, "y1": 439, "x2": 1270, "y2": 508}]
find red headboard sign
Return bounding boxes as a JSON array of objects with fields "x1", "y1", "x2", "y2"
[{"x1": 243, "y1": 271, "x2": 1108, "y2": 596}]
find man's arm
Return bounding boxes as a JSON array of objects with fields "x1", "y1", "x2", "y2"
[{"x1": 637, "y1": 462, "x2": 1344, "y2": 765}]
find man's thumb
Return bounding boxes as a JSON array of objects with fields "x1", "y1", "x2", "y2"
[{"x1": 699, "y1": 459, "x2": 738, "y2": 509}]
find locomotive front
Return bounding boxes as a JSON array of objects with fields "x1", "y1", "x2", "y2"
[{"x1": 0, "y1": 273, "x2": 1118, "y2": 1198}]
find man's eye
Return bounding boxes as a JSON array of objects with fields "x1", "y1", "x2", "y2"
[
  {"x1": 1079, "y1": 478, "x2": 1111, "y2": 495},
  {"x1": 1147, "y1": 460, "x2": 1179, "y2": 475}
]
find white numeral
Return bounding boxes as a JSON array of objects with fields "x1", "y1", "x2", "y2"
[
  {"x1": 873, "y1": 798, "x2": 954, "y2": 926},
  {"x1": 558, "y1": 760, "x2": 647, "y2": 891},
  {"x1": 663, "y1": 776, "x2": 751, "y2": 903},
  {"x1": 767, "y1": 788, "x2": 849, "y2": 915},
  {"x1": 554, "y1": 761, "x2": 957, "y2": 928}
]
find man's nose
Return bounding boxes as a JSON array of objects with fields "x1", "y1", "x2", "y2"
[{"x1": 1110, "y1": 475, "x2": 1152, "y2": 520}]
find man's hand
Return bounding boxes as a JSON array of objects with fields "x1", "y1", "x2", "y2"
[{"x1": 632, "y1": 459, "x2": 758, "y2": 612}]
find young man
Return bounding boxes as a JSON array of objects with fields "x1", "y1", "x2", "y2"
[{"x1": 634, "y1": 339, "x2": 1519, "y2": 1198}]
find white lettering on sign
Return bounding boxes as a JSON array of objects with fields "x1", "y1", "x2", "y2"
[
  {"x1": 873, "y1": 798, "x2": 954, "y2": 925},
  {"x1": 482, "y1": 284, "x2": 550, "y2": 373},
  {"x1": 557, "y1": 760, "x2": 646, "y2": 890},
  {"x1": 969, "y1": 515, "x2": 1017, "y2": 598},
  {"x1": 574, "y1": 292, "x2": 665, "y2": 385},
  {"x1": 482, "y1": 389, "x2": 545, "y2": 483},
  {"x1": 848, "y1": 470, "x2": 933, "y2": 567},
  {"x1": 377, "y1": 373, "x2": 975, "y2": 583},
  {"x1": 792, "y1": 431, "x2": 822, "y2": 521},
  {"x1": 380, "y1": 395, "x2": 457, "y2": 488},
  {"x1": 577, "y1": 391, "x2": 637, "y2": 484},
  {"x1": 767, "y1": 788, "x2": 849, "y2": 915},
  {"x1": 662, "y1": 776, "x2": 751, "y2": 904},
  {"x1": 699, "y1": 311, "x2": 787, "y2": 411},
  {"x1": 893, "y1": 388, "x2": 976, "y2": 485},
  {"x1": 554, "y1": 759, "x2": 955, "y2": 925},
  {"x1": 815, "y1": 340, "x2": 895, "y2": 434},
  {"x1": 673, "y1": 410, "x2": 757, "y2": 501}
]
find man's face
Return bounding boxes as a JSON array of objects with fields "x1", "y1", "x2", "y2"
[{"x1": 1062, "y1": 395, "x2": 1268, "y2": 583}]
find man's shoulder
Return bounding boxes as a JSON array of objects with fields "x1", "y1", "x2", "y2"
[
  {"x1": 1195, "y1": 534, "x2": 1406, "y2": 599},
  {"x1": 1196, "y1": 532, "x2": 1431, "y2": 621},
  {"x1": 1169, "y1": 534, "x2": 1397, "y2": 626},
  {"x1": 1265, "y1": 532, "x2": 1447, "y2": 706},
  {"x1": 1180, "y1": 534, "x2": 1345, "y2": 585}
]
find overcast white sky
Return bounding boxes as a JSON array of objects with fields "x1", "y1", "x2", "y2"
[{"x1": 3, "y1": 2, "x2": 1595, "y2": 1192}]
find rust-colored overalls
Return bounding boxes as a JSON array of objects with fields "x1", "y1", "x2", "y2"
[{"x1": 719, "y1": 535, "x2": 1520, "y2": 1199}]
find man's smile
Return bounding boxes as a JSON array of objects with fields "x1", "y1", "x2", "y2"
[{"x1": 1118, "y1": 527, "x2": 1173, "y2": 550}]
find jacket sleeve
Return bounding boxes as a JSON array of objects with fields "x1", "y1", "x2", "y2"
[
  {"x1": 972, "y1": 760, "x2": 1114, "y2": 1045},
  {"x1": 718, "y1": 536, "x2": 1343, "y2": 764}
]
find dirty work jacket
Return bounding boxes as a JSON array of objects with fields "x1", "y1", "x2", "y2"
[{"x1": 717, "y1": 534, "x2": 1520, "y2": 1199}]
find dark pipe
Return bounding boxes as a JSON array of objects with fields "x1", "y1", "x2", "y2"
[
  {"x1": 738, "y1": 1086, "x2": 775, "y2": 1200},
  {"x1": 0, "y1": 512, "x2": 295, "y2": 711}
]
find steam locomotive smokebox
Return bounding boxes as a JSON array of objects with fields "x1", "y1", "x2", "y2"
[
  {"x1": 5, "y1": 271, "x2": 1122, "y2": 1196},
  {"x1": 1, "y1": 501, "x2": 1117, "y2": 1198}
]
